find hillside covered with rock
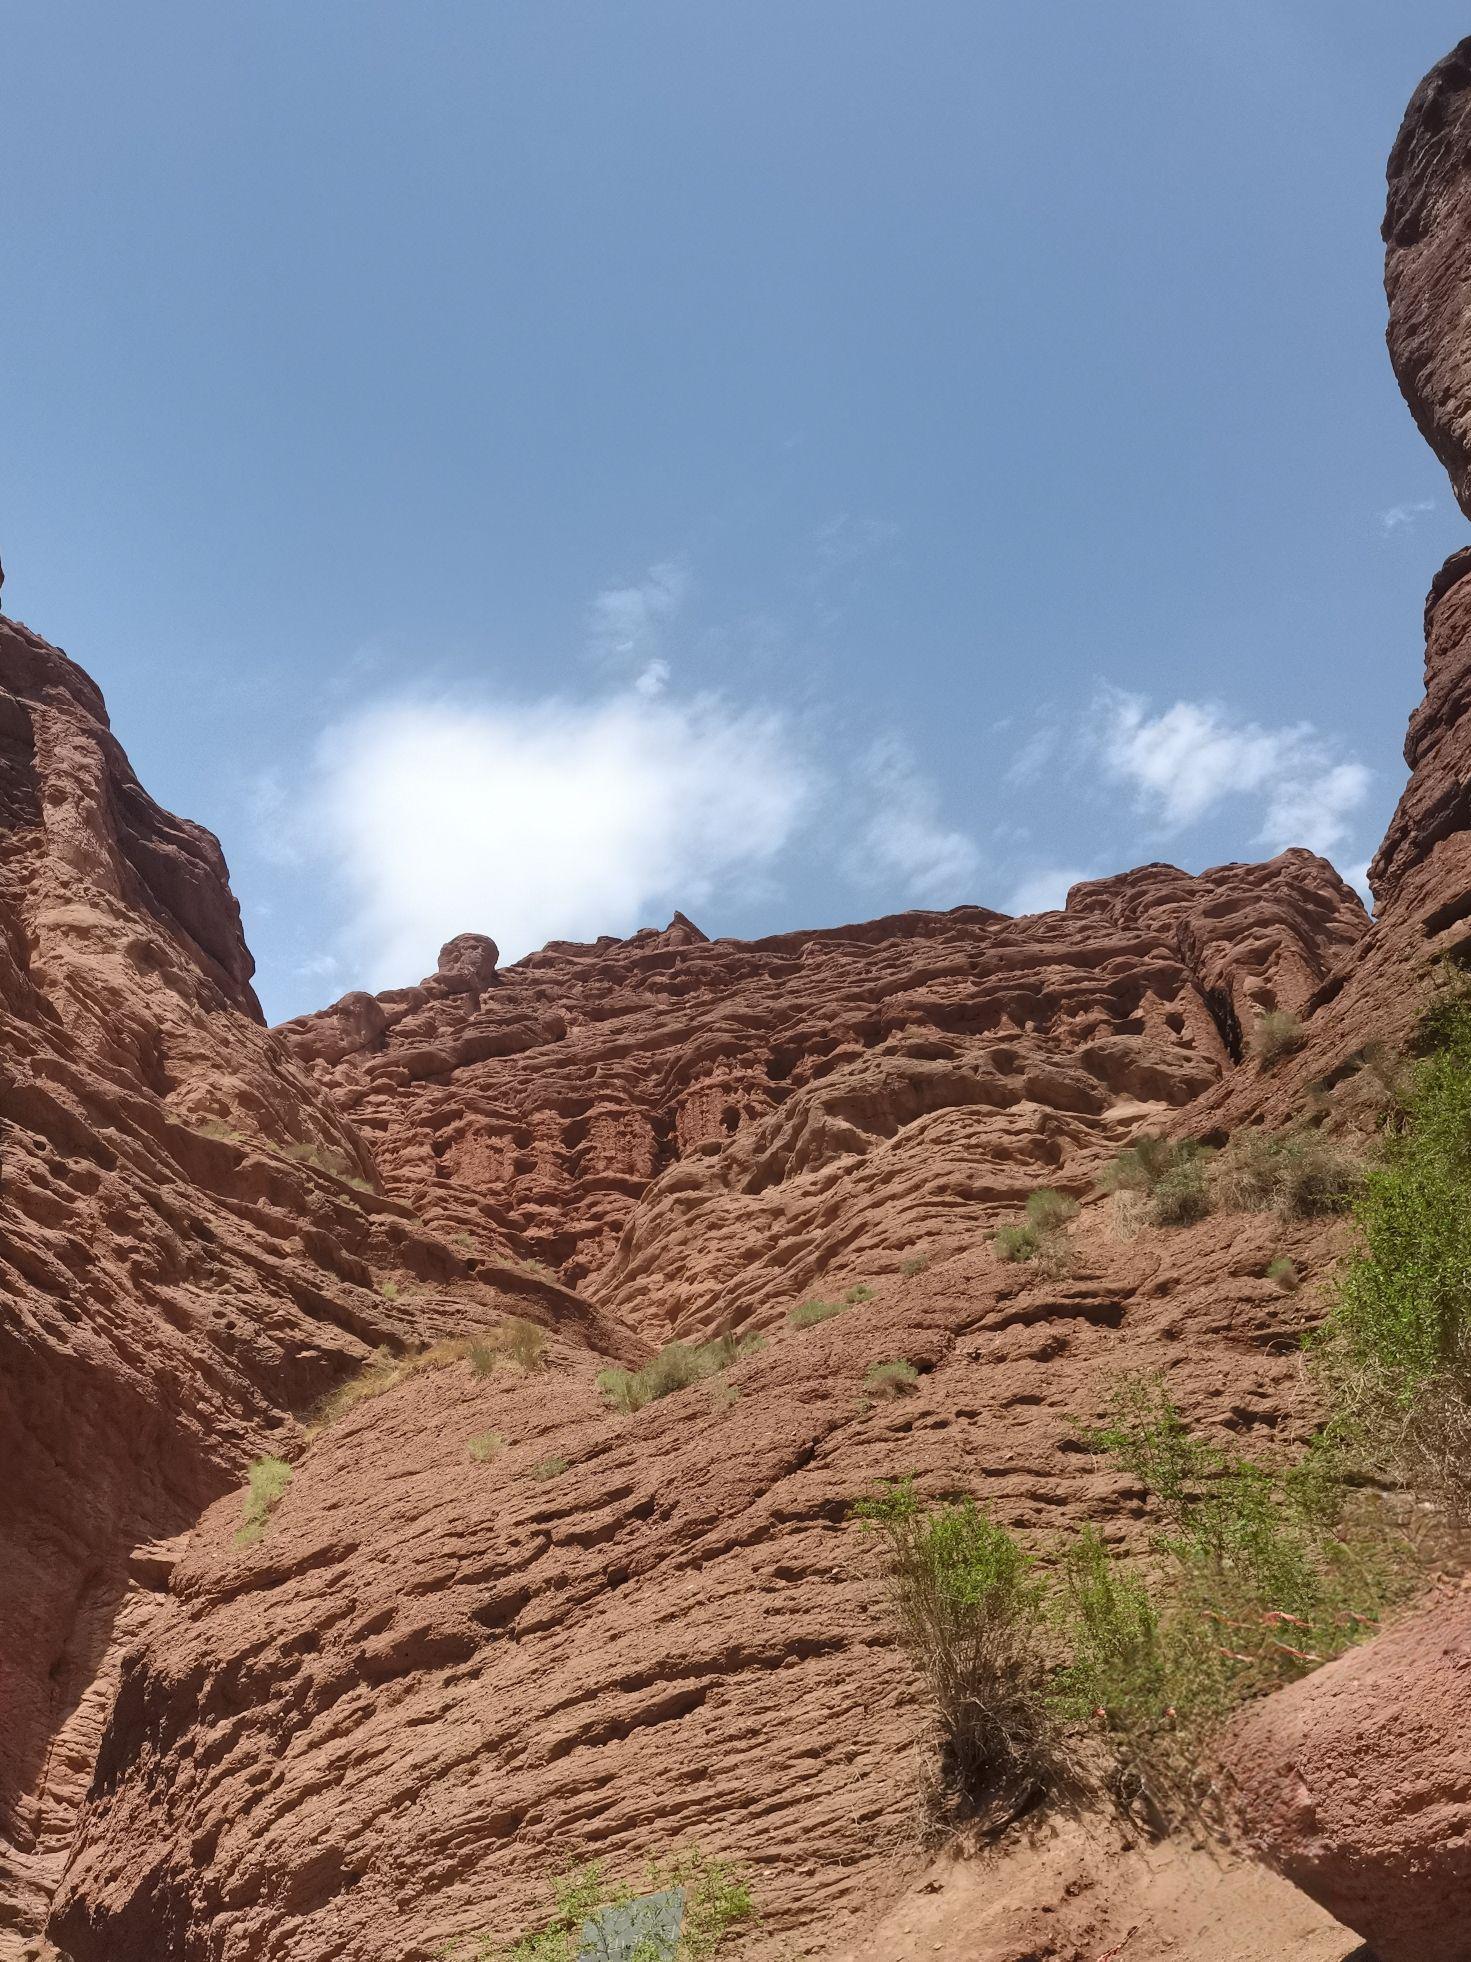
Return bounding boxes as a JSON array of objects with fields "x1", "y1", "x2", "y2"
[{"x1": 9, "y1": 34, "x2": 1471, "y2": 1962}]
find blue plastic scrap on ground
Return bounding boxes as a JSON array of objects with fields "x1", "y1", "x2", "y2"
[{"x1": 577, "y1": 1884, "x2": 686, "y2": 1960}]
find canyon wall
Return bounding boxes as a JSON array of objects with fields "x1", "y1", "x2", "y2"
[{"x1": 10, "y1": 33, "x2": 1471, "y2": 1962}]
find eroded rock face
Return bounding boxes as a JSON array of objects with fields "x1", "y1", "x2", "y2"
[
  {"x1": 48, "y1": 1204, "x2": 1357, "y2": 1962},
  {"x1": 1386, "y1": 36, "x2": 1471, "y2": 519},
  {"x1": 1222, "y1": 1593, "x2": 1471, "y2": 1962},
  {"x1": 0, "y1": 619, "x2": 546, "y2": 1949},
  {"x1": 277, "y1": 855, "x2": 1365, "y2": 1334}
]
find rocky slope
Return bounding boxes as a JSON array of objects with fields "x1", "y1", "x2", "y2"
[
  {"x1": 0, "y1": 620, "x2": 609, "y2": 1957},
  {"x1": 275, "y1": 855, "x2": 1363, "y2": 1335},
  {"x1": 3, "y1": 615, "x2": 1381, "y2": 1962},
  {"x1": 12, "y1": 34, "x2": 1471, "y2": 1962}
]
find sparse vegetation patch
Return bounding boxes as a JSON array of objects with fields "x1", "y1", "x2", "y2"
[
  {"x1": 1249, "y1": 1008, "x2": 1306, "y2": 1065},
  {"x1": 994, "y1": 1188, "x2": 1078, "y2": 1267},
  {"x1": 1098, "y1": 1137, "x2": 1212, "y2": 1227},
  {"x1": 788, "y1": 1298, "x2": 844, "y2": 1329},
  {"x1": 237, "y1": 1456, "x2": 293, "y2": 1545},
  {"x1": 598, "y1": 1330, "x2": 762, "y2": 1414},
  {"x1": 1211, "y1": 1126, "x2": 1359, "y2": 1219},
  {"x1": 444, "y1": 1849, "x2": 755, "y2": 1962},
  {"x1": 854, "y1": 1478, "x2": 1058, "y2": 1824},
  {"x1": 863, "y1": 1359, "x2": 919, "y2": 1399},
  {"x1": 1317, "y1": 979, "x2": 1471, "y2": 1509}
]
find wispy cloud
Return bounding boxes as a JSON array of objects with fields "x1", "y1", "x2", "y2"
[
  {"x1": 1004, "y1": 866, "x2": 1093, "y2": 915},
  {"x1": 1096, "y1": 689, "x2": 1370, "y2": 857},
  {"x1": 849, "y1": 737, "x2": 981, "y2": 903},
  {"x1": 1380, "y1": 499, "x2": 1435, "y2": 534},
  {"x1": 586, "y1": 560, "x2": 690, "y2": 665},
  {"x1": 811, "y1": 514, "x2": 901, "y2": 577},
  {"x1": 303, "y1": 685, "x2": 810, "y2": 986}
]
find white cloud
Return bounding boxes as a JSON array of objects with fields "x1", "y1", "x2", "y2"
[
  {"x1": 850, "y1": 738, "x2": 981, "y2": 903},
  {"x1": 1096, "y1": 691, "x2": 1370, "y2": 856},
  {"x1": 1381, "y1": 499, "x2": 1435, "y2": 534},
  {"x1": 633, "y1": 658, "x2": 670, "y2": 698},
  {"x1": 1004, "y1": 726, "x2": 1060, "y2": 785},
  {"x1": 1004, "y1": 866, "x2": 1093, "y2": 915},
  {"x1": 586, "y1": 561, "x2": 690, "y2": 664},
  {"x1": 304, "y1": 686, "x2": 810, "y2": 986},
  {"x1": 811, "y1": 514, "x2": 901, "y2": 577}
]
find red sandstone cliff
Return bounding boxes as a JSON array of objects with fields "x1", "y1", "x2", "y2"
[{"x1": 12, "y1": 35, "x2": 1471, "y2": 1962}]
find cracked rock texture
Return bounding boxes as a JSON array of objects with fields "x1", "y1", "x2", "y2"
[{"x1": 17, "y1": 37, "x2": 1471, "y2": 1962}]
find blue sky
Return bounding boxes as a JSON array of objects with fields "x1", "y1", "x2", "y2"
[{"x1": 5, "y1": 3, "x2": 1469, "y2": 1021}]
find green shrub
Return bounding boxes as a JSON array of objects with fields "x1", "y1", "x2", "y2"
[
  {"x1": 1026, "y1": 1189, "x2": 1077, "y2": 1234},
  {"x1": 1250, "y1": 1009, "x2": 1306, "y2": 1065},
  {"x1": 854, "y1": 1478, "x2": 1057, "y2": 1819},
  {"x1": 237, "y1": 1456, "x2": 293, "y2": 1545},
  {"x1": 1148, "y1": 1153, "x2": 1213, "y2": 1226},
  {"x1": 863, "y1": 1359, "x2": 919, "y2": 1399},
  {"x1": 308, "y1": 1335, "x2": 514, "y2": 1430},
  {"x1": 379, "y1": 1279, "x2": 400, "y2": 1301},
  {"x1": 468, "y1": 1430, "x2": 504, "y2": 1463},
  {"x1": 1064, "y1": 1375, "x2": 1410, "y2": 1816},
  {"x1": 994, "y1": 1188, "x2": 1078, "y2": 1267},
  {"x1": 1318, "y1": 987, "x2": 1471, "y2": 1507},
  {"x1": 994, "y1": 1222, "x2": 1040, "y2": 1263},
  {"x1": 1266, "y1": 1256, "x2": 1299, "y2": 1292},
  {"x1": 788, "y1": 1298, "x2": 845, "y2": 1329},
  {"x1": 900, "y1": 1253, "x2": 931, "y2": 1278},
  {"x1": 598, "y1": 1331, "x2": 761, "y2": 1413},
  {"x1": 844, "y1": 1282, "x2": 875, "y2": 1304},
  {"x1": 457, "y1": 1849, "x2": 756, "y2": 1962},
  {"x1": 499, "y1": 1317, "x2": 548, "y2": 1371},
  {"x1": 1210, "y1": 1127, "x2": 1358, "y2": 1219},
  {"x1": 1099, "y1": 1137, "x2": 1212, "y2": 1226},
  {"x1": 531, "y1": 1455, "x2": 568, "y2": 1481}
]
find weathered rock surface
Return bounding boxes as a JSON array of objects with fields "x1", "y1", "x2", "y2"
[
  {"x1": 25, "y1": 42, "x2": 1471, "y2": 1954},
  {"x1": 1386, "y1": 36, "x2": 1471, "y2": 519},
  {"x1": 278, "y1": 854, "x2": 1365, "y2": 1338},
  {"x1": 48, "y1": 1203, "x2": 1357, "y2": 1962},
  {"x1": 1222, "y1": 1591, "x2": 1471, "y2": 1962},
  {"x1": 0, "y1": 620, "x2": 588, "y2": 1955}
]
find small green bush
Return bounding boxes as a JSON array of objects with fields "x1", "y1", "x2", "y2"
[
  {"x1": 994, "y1": 1188, "x2": 1078, "y2": 1268},
  {"x1": 1148, "y1": 1153, "x2": 1212, "y2": 1226},
  {"x1": 1062, "y1": 1375, "x2": 1411, "y2": 1816},
  {"x1": 788, "y1": 1298, "x2": 845, "y2": 1329},
  {"x1": 1317, "y1": 984, "x2": 1471, "y2": 1507},
  {"x1": 468, "y1": 1430, "x2": 504, "y2": 1463},
  {"x1": 531, "y1": 1455, "x2": 568, "y2": 1481},
  {"x1": 1250, "y1": 1009, "x2": 1306, "y2": 1065},
  {"x1": 1212, "y1": 1128, "x2": 1359, "y2": 1219},
  {"x1": 1266, "y1": 1256, "x2": 1299, "y2": 1292},
  {"x1": 854, "y1": 1478, "x2": 1057, "y2": 1819},
  {"x1": 379, "y1": 1279, "x2": 400, "y2": 1302},
  {"x1": 1026, "y1": 1189, "x2": 1078, "y2": 1234},
  {"x1": 499, "y1": 1317, "x2": 547, "y2": 1371},
  {"x1": 456, "y1": 1849, "x2": 755, "y2": 1962},
  {"x1": 863, "y1": 1359, "x2": 919, "y2": 1399},
  {"x1": 900, "y1": 1253, "x2": 931, "y2": 1278},
  {"x1": 844, "y1": 1282, "x2": 875, "y2": 1304},
  {"x1": 237, "y1": 1456, "x2": 293, "y2": 1545},
  {"x1": 994, "y1": 1222, "x2": 1040, "y2": 1262},
  {"x1": 598, "y1": 1331, "x2": 761, "y2": 1414},
  {"x1": 1099, "y1": 1138, "x2": 1212, "y2": 1226}
]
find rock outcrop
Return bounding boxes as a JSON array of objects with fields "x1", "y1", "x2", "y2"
[
  {"x1": 1386, "y1": 36, "x2": 1471, "y2": 519},
  {"x1": 277, "y1": 855, "x2": 1364, "y2": 1337},
  {"x1": 1223, "y1": 1592, "x2": 1471, "y2": 1962},
  {"x1": 0, "y1": 620, "x2": 584, "y2": 1954},
  {"x1": 17, "y1": 35, "x2": 1471, "y2": 1962}
]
